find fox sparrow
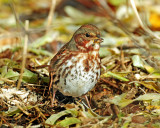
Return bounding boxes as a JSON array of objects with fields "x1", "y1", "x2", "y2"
[{"x1": 49, "y1": 24, "x2": 103, "y2": 106}]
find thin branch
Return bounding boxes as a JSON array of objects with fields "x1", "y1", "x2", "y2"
[
  {"x1": 99, "y1": 0, "x2": 139, "y2": 44},
  {"x1": 10, "y1": 0, "x2": 26, "y2": 34},
  {"x1": 129, "y1": 0, "x2": 160, "y2": 40},
  {"x1": 98, "y1": 0, "x2": 150, "y2": 57}
]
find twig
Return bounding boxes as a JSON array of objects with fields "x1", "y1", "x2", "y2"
[
  {"x1": 28, "y1": 114, "x2": 40, "y2": 127},
  {"x1": 46, "y1": 0, "x2": 56, "y2": 33},
  {"x1": 35, "y1": 106, "x2": 47, "y2": 120},
  {"x1": 100, "y1": 78, "x2": 119, "y2": 89},
  {"x1": 139, "y1": 87, "x2": 146, "y2": 94},
  {"x1": 26, "y1": 123, "x2": 32, "y2": 128},
  {"x1": 16, "y1": 103, "x2": 30, "y2": 116},
  {"x1": 0, "y1": 115, "x2": 13, "y2": 128},
  {"x1": 17, "y1": 20, "x2": 29, "y2": 89},
  {"x1": 120, "y1": 46, "x2": 127, "y2": 70}
]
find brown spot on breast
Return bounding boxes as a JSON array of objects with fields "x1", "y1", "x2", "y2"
[
  {"x1": 62, "y1": 67, "x2": 69, "y2": 78},
  {"x1": 57, "y1": 67, "x2": 62, "y2": 75},
  {"x1": 69, "y1": 65, "x2": 74, "y2": 69},
  {"x1": 89, "y1": 55, "x2": 94, "y2": 66},
  {"x1": 67, "y1": 70, "x2": 71, "y2": 75},
  {"x1": 58, "y1": 52, "x2": 78, "y2": 68},
  {"x1": 64, "y1": 74, "x2": 68, "y2": 85},
  {"x1": 83, "y1": 59, "x2": 89, "y2": 72},
  {"x1": 96, "y1": 72, "x2": 99, "y2": 80}
]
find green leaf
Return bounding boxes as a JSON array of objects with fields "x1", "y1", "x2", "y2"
[
  {"x1": 99, "y1": 48, "x2": 111, "y2": 58},
  {"x1": 121, "y1": 120, "x2": 131, "y2": 128},
  {"x1": 4, "y1": 69, "x2": 19, "y2": 80},
  {"x1": 111, "y1": 93, "x2": 160, "y2": 108},
  {"x1": 57, "y1": 117, "x2": 81, "y2": 127},
  {"x1": 103, "y1": 71, "x2": 129, "y2": 81},
  {"x1": 134, "y1": 93, "x2": 160, "y2": 101},
  {"x1": 45, "y1": 109, "x2": 78, "y2": 126},
  {"x1": 28, "y1": 48, "x2": 53, "y2": 56},
  {"x1": 0, "y1": 59, "x2": 21, "y2": 69},
  {"x1": 109, "y1": 0, "x2": 126, "y2": 6},
  {"x1": 41, "y1": 76, "x2": 50, "y2": 84},
  {"x1": 64, "y1": 6, "x2": 95, "y2": 24},
  {"x1": 132, "y1": 55, "x2": 144, "y2": 69},
  {"x1": 22, "y1": 69, "x2": 38, "y2": 83},
  {"x1": 65, "y1": 6, "x2": 85, "y2": 19},
  {"x1": 111, "y1": 93, "x2": 133, "y2": 108},
  {"x1": 132, "y1": 56, "x2": 160, "y2": 73},
  {"x1": 140, "y1": 82, "x2": 160, "y2": 93},
  {"x1": 0, "y1": 66, "x2": 7, "y2": 77},
  {"x1": 30, "y1": 32, "x2": 57, "y2": 48},
  {"x1": 143, "y1": 64, "x2": 156, "y2": 73},
  {"x1": 0, "y1": 66, "x2": 19, "y2": 83},
  {"x1": 6, "y1": 106, "x2": 33, "y2": 116}
]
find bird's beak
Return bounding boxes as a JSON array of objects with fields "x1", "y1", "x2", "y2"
[{"x1": 94, "y1": 37, "x2": 104, "y2": 43}]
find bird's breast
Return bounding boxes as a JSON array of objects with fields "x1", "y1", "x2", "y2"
[{"x1": 57, "y1": 51, "x2": 100, "y2": 97}]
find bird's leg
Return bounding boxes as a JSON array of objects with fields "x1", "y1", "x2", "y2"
[
  {"x1": 84, "y1": 95, "x2": 91, "y2": 108},
  {"x1": 51, "y1": 88, "x2": 57, "y2": 107},
  {"x1": 49, "y1": 71, "x2": 57, "y2": 107},
  {"x1": 49, "y1": 72, "x2": 53, "y2": 92}
]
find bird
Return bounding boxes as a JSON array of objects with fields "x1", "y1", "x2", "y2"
[{"x1": 49, "y1": 24, "x2": 103, "y2": 107}]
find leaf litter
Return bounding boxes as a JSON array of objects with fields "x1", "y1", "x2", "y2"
[{"x1": 0, "y1": 0, "x2": 160, "y2": 127}]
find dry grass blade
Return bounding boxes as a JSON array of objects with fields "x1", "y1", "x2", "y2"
[
  {"x1": 90, "y1": 116, "x2": 111, "y2": 128},
  {"x1": 10, "y1": 0, "x2": 25, "y2": 34},
  {"x1": 46, "y1": 0, "x2": 56, "y2": 33},
  {"x1": 1, "y1": 0, "x2": 160, "y2": 127},
  {"x1": 17, "y1": 20, "x2": 29, "y2": 89},
  {"x1": 120, "y1": 46, "x2": 127, "y2": 70}
]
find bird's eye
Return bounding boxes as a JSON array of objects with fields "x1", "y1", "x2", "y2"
[{"x1": 85, "y1": 33, "x2": 90, "y2": 37}]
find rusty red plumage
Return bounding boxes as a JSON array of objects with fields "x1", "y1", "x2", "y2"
[{"x1": 49, "y1": 24, "x2": 103, "y2": 106}]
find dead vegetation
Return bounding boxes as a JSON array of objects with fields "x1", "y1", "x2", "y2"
[{"x1": 0, "y1": 0, "x2": 160, "y2": 127}]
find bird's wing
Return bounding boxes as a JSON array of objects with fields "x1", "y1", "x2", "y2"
[
  {"x1": 49, "y1": 43, "x2": 70, "y2": 90},
  {"x1": 49, "y1": 43, "x2": 69, "y2": 72}
]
